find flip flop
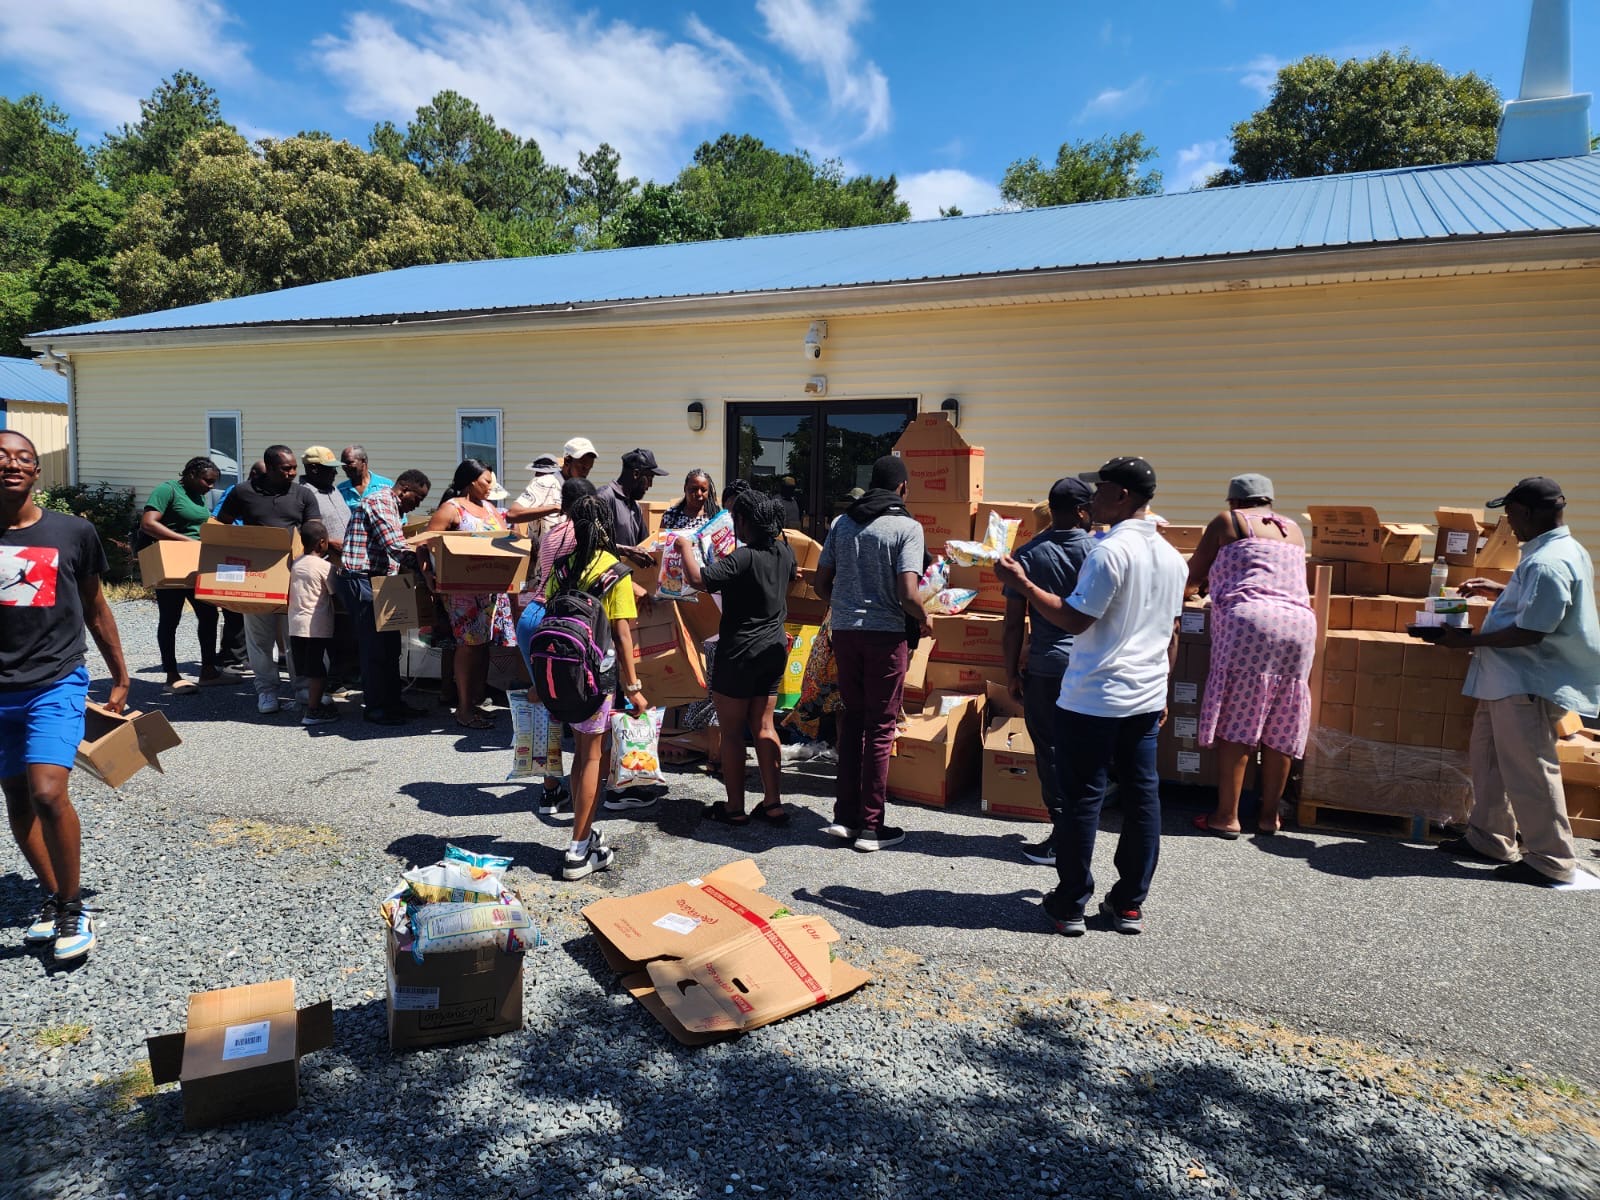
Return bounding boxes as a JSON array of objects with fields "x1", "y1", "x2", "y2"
[
  {"x1": 1192, "y1": 814, "x2": 1241, "y2": 840},
  {"x1": 751, "y1": 801, "x2": 791, "y2": 826},
  {"x1": 706, "y1": 801, "x2": 750, "y2": 827},
  {"x1": 162, "y1": 680, "x2": 199, "y2": 694}
]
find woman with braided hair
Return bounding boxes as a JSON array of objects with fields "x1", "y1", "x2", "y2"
[
  {"x1": 676, "y1": 489, "x2": 796, "y2": 825},
  {"x1": 141, "y1": 456, "x2": 235, "y2": 693},
  {"x1": 542, "y1": 488, "x2": 648, "y2": 879}
]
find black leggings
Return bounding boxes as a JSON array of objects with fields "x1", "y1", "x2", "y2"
[{"x1": 155, "y1": 588, "x2": 219, "y2": 678}]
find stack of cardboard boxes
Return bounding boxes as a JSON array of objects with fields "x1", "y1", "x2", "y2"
[
  {"x1": 1155, "y1": 602, "x2": 1238, "y2": 789},
  {"x1": 1558, "y1": 727, "x2": 1600, "y2": 841}
]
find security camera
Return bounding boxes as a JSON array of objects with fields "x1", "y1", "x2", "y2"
[
  {"x1": 803, "y1": 320, "x2": 827, "y2": 361},
  {"x1": 804, "y1": 340, "x2": 822, "y2": 361}
]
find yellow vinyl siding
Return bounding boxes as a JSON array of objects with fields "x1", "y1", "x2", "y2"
[
  {"x1": 5, "y1": 400, "x2": 68, "y2": 486},
  {"x1": 68, "y1": 267, "x2": 1600, "y2": 551}
]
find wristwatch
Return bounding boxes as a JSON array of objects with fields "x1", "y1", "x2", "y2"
[{"x1": 624, "y1": 681, "x2": 644, "y2": 695}]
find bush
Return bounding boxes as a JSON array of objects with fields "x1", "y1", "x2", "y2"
[{"x1": 35, "y1": 481, "x2": 138, "y2": 582}]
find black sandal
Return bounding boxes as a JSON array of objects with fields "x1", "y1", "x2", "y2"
[
  {"x1": 707, "y1": 801, "x2": 750, "y2": 826},
  {"x1": 751, "y1": 801, "x2": 790, "y2": 826}
]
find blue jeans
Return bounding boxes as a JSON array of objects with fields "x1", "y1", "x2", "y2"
[{"x1": 1048, "y1": 706, "x2": 1163, "y2": 917}]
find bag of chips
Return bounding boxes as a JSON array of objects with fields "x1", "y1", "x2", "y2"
[
  {"x1": 945, "y1": 510, "x2": 1021, "y2": 567},
  {"x1": 655, "y1": 535, "x2": 701, "y2": 602},
  {"x1": 444, "y1": 845, "x2": 514, "y2": 873},
  {"x1": 924, "y1": 588, "x2": 978, "y2": 615},
  {"x1": 401, "y1": 862, "x2": 503, "y2": 905},
  {"x1": 697, "y1": 509, "x2": 738, "y2": 564},
  {"x1": 915, "y1": 558, "x2": 950, "y2": 608},
  {"x1": 507, "y1": 692, "x2": 554, "y2": 781},
  {"x1": 608, "y1": 708, "x2": 666, "y2": 790}
]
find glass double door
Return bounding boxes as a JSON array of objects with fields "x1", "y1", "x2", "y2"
[{"x1": 725, "y1": 400, "x2": 917, "y2": 538}]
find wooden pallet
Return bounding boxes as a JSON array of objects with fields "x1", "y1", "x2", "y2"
[{"x1": 1295, "y1": 800, "x2": 1442, "y2": 842}]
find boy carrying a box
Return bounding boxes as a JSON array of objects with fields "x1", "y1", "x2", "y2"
[{"x1": 289, "y1": 520, "x2": 338, "y2": 728}]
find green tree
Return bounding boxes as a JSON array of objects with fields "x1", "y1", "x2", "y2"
[
  {"x1": 97, "y1": 71, "x2": 234, "y2": 191},
  {"x1": 612, "y1": 182, "x2": 720, "y2": 248},
  {"x1": 110, "y1": 130, "x2": 494, "y2": 314},
  {"x1": 999, "y1": 132, "x2": 1162, "y2": 207},
  {"x1": 1207, "y1": 51, "x2": 1502, "y2": 186},
  {"x1": 31, "y1": 184, "x2": 125, "y2": 333},
  {"x1": 572, "y1": 142, "x2": 637, "y2": 242}
]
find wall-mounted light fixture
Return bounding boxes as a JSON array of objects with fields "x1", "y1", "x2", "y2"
[
  {"x1": 940, "y1": 397, "x2": 961, "y2": 428},
  {"x1": 686, "y1": 401, "x2": 705, "y2": 432}
]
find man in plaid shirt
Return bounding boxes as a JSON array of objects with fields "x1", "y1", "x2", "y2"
[{"x1": 335, "y1": 470, "x2": 431, "y2": 725}]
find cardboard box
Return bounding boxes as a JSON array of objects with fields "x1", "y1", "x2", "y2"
[
  {"x1": 634, "y1": 603, "x2": 709, "y2": 708},
  {"x1": 1399, "y1": 675, "x2": 1456, "y2": 714},
  {"x1": 1305, "y1": 558, "x2": 1348, "y2": 594},
  {"x1": 1322, "y1": 631, "x2": 1360, "y2": 673},
  {"x1": 1343, "y1": 562, "x2": 1390, "y2": 597},
  {"x1": 1320, "y1": 703, "x2": 1354, "y2": 734},
  {"x1": 1355, "y1": 631, "x2": 1408, "y2": 677},
  {"x1": 1307, "y1": 506, "x2": 1430, "y2": 564},
  {"x1": 1441, "y1": 714, "x2": 1475, "y2": 753},
  {"x1": 948, "y1": 562, "x2": 1008, "y2": 614},
  {"x1": 1351, "y1": 706, "x2": 1399, "y2": 743},
  {"x1": 980, "y1": 684, "x2": 1047, "y2": 821},
  {"x1": 1355, "y1": 673, "x2": 1402, "y2": 710},
  {"x1": 1351, "y1": 595, "x2": 1405, "y2": 633},
  {"x1": 1177, "y1": 603, "x2": 1210, "y2": 641},
  {"x1": 1157, "y1": 735, "x2": 1218, "y2": 787},
  {"x1": 373, "y1": 571, "x2": 426, "y2": 632},
  {"x1": 929, "y1": 612, "x2": 1008, "y2": 668},
  {"x1": 1386, "y1": 562, "x2": 1434, "y2": 598},
  {"x1": 385, "y1": 930, "x2": 522, "y2": 1049},
  {"x1": 195, "y1": 522, "x2": 294, "y2": 613},
  {"x1": 1321, "y1": 670, "x2": 1356, "y2": 706},
  {"x1": 1402, "y1": 641, "x2": 1470, "y2": 680},
  {"x1": 1396, "y1": 710, "x2": 1445, "y2": 747},
  {"x1": 925, "y1": 659, "x2": 1009, "y2": 695},
  {"x1": 903, "y1": 638, "x2": 933, "y2": 706},
  {"x1": 581, "y1": 860, "x2": 871, "y2": 1044},
  {"x1": 640, "y1": 500, "x2": 665, "y2": 536},
  {"x1": 138, "y1": 539, "x2": 202, "y2": 589},
  {"x1": 912, "y1": 502, "x2": 977, "y2": 552},
  {"x1": 75, "y1": 702, "x2": 182, "y2": 789},
  {"x1": 410, "y1": 531, "x2": 530, "y2": 594},
  {"x1": 893, "y1": 413, "x2": 984, "y2": 503},
  {"x1": 977, "y1": 501, "x2": 1052, "y2": 549},
  {"x1": 1434, "y1": 508, "x2": 1520, "y2": 569},
  {"x1": 1158, "y1": 524, "x2": 1205, "y2": 553},
  {"x1": 1446, "y1": 564, "x2": 1513, "y2": 589},
  {"x1": 783, "y1": 531, "x2": 829, "y2": 624},
  {"x1": 887, "y1": 690, "x2": 985, "y2": 807},
  {"x1": 1327, "y1": 595, "x2": 1353, "y2": 630},
  {"x1": 146, "y1": 979, "x2": 333, "y2": 1129}
]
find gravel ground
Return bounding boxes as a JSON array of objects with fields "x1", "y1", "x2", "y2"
[{"x1": 2, "y1": 600, "x2": 1598, "y2": 1200}]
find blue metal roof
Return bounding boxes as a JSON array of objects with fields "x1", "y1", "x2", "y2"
[
  {"x1": 35, "y1": 154, "x2": 1600, "y2": 340},
  {"x1": 0, "y1": 357, "x2": 68, "y2": 404}
]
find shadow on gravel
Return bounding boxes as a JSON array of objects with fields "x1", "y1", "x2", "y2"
[
  {"x1": 1254, "y1": 833, "x2": 1491, "y2": 883},
  {"x1": 794, "y1": 882, "x2": 1050, "y2": 933}
]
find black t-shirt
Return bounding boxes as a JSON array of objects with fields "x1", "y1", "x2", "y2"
[
  {"x1": 700, "y1": 542, "x2": 795, "y2": 666},
  {"x1": 0, "y1": 510, "x2": 109, "y2": 690},
  {"x1": 219, "y1": 477, "x2": 318, "y2": 530}
]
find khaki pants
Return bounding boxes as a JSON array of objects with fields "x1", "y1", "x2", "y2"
[{"x1": 1465, "y1": 694, "x2": 1576, "y2": 883}]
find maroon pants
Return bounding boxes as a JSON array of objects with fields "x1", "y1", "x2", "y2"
[{"x1": 831, "y1": 629, "x2": 909, "y2": 833}]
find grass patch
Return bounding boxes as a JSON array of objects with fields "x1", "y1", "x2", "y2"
[
  {"x1": 35, "y1": 1023, "x2": 91, "y2": 1049},
  {"x1": 104, "y1": 581, "x2": 155, "y2": 602},
  {"x1": 208, "y1": 818, "x2": 340, "y2": 855},
  {"x1": 105, "y1": 1062, "x2": 156, "y2": 1113}
]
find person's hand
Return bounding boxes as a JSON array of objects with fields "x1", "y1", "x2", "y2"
[
  {"x1": 619, "y1": 545, "x2": 654, "y2": 568},
  {"x1": 992, "y1": 553, "x2": 1024, "y2": 589},
  {"x1": 1158, "y1": 705, "x2": 1169, "y2": 730},
  {"x1": 919, "y1": 617, "x2": 934, "y2": 640},
  {"x1": 1456, "y1": 577, "x2": 1505, "y2": 600},
  {"x1": 627, "y1": 687, "x2": 650, "y2": 713},
  {"x1": 674, "y1": 533, "x2": 694, "y2": 555},
  {"x1": 106, "y1": 682, "x2": 129, "y2": 714},
  {"x1": 1007, "y1": 672, "x2": 1025, "y2": 703},
  {"x1": 637, "y1": 588, "x2": 655, "y2": 616},
  {"x1": 1438, "y1": 627, "x2": 1474, "y2": 649}
]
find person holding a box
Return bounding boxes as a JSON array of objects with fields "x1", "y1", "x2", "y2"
[
  {"x1": 815, "y1": 455, "x2": 931, "y2": 852},
  {"x1": 1, "y1": 429, "x2": 130, "y2": 961},
  {"x1": 1434, "y1": 477, "x2": 1600, "y2": 887},
  {"x1": 142, "y1": 456, "x2": 234, "y2": 694},
  {"x1": 218, "y1": 445, "x2": 320, "y2": 715},
  {"x1": 995, "y1": 457, "x2": 1185, "y2": 936},
  {"x1": 1184, "y1": 474, "x2": 1316, "y2": 838},
  {"x1": 1002, "y1": 476, "x2": 1095, "y2": 866}
]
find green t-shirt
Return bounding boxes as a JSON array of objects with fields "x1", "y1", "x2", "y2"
[{"x1": 145, "y1": 479, "x2": 212, "y2": 539}]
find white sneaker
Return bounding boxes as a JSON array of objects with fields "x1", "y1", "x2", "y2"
[
  {"x1": 22, "y1": 894, "x2": 59, "y2": 945},
  {"x1": 561, "y1": 829, "x2": 614, "y2": 880},
  {"x1": 52, "y1": 902, "x2": 96, "y2": 962},
  {"x1": 257, "y1": 694, "x2": 281, "y2": 715},
  {"x1": 821, "y1": 822, "x2": 859, "y2": 841}
]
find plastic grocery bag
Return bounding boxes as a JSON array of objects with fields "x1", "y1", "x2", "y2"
[
  {"x1": 507, "y1": 692, "x2": 553, "y2": 780},
  {"x1": 915, "y1": 558, "x2": 950, "y2": 608},
  {"x1": 608, "y1": 708, "x2": 666, "y2": 790},
  {"x1": 924, "y1": 588, "x2": 978, "y2": 615},
  {"x1": 945, "y1": 510, "x2": 1021, "y2": 567},
  {"x1": 697, "y1": 509, "x2": 738, "y2": 564}
]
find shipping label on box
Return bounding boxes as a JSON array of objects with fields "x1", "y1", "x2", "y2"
[
  {"x1": 1178, "y1": 604, "x2": 1210, "y2": 640},
  {"x1": 196, "y1": 523, "x2": 293, "y2": 613},
  {"x1": 892, "y1": 413, "x2": 984, "y2": 503},
  {"x1": 138, "y1": 539, "x2": 202, "y2": 589},
  {"x1": 1307, "y1": 506, "x2": 1429, "y2": 564}
]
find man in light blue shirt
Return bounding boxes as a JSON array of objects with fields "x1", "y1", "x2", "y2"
[
  {"x1": 338, "y1": 445, "x2": 392, "y2": 511},
  {"x1": 1436, "y1": 477, "x2": 1600, "y2": 886}
]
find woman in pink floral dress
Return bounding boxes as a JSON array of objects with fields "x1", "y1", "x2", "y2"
[{"x1": 1185, "y1": 474, "x2": 1315, "y2": 837}]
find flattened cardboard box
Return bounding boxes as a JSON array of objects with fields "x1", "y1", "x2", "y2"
[
  {"x1": 76, "y1": 702, "x2": 181, "y2": 789},
  {"x1": 374, "y1": 571, "x2": 426, "y2": 632},
  {"x1": 581, "y1": 860, "x2": 870, "y2": 1044},
  {"x1": 146, "y1": 978, "x2": 333, "y2": 1129},
  {"x1": 195, "y1": 522, "x2": 293, "y2": 613},
  {"x1": 980, "y1": 682, "x2": 1047, "y2": 821},
  {"x1": 892, "y1": 413, "x2": 984, "y2": 503},
  {"x1": 138, "y1": 539, "x2": 201, "y2": 589},
  {"x1": 1306, "y1": 506, "x2": 1430, "y2": 564},
  {"x1": 386, "y1": 929, "x2": 523, "y2": 1049},
  {"x1": 409, "y1": 530, "x2": 530, "y2": 594},
  {"x1": 887, "y1": 690, "x2": 985, "y2": 807}
]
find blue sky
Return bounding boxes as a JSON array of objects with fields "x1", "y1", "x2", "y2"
[{"x1": 3, "y1": 1, "x2": 1595, "y2": 218}]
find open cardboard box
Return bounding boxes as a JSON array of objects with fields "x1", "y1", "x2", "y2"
[
  {"x1": 138, "y1": 539, "x2": 201, "y2": 589},
  {"x1": 385, "y1": 929, "x2": 523, "y2": 1049},
  {"x1": 892, "y1": 412, "x2": 984, "y2": 503},
  {"x1": 784, "y1": 531, "x2": 829, "y2": 625},
  {"x1": 633, "y1": 601, "x2": 709, "y2": 708},
  {"x1": 195, "y1": 522, "x2": 293, "y2": 613},
  {"x1": 1433, "y1": 507, "x2": 1520, "y2": 570},
  {"x1": 886, "y1": 689, "x2": 985, "y2": 807},
  {"x1": 409, "y1": 530, "x2": 531, "y2": 594},
  {"x1": 146, "y1": 979, "x2": 333, "y2": 1129},
  {"x1": 374, "y1": 571, "x2": 426, "y2": 632},
  {"x1": 1306, "y1": 506, "x2": 1431, "y2": 564},
  {"x1": 980, "y1": 682, "x2": 1047, "y2": 821},
  {"x1": 76, "y1": 702, "x2": 182, "y2": 788},
  {"x1": 581, "y1": 860, "x2": 871, "y2": 1045}
]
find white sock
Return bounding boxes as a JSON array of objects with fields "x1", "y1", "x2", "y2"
[{"x1": 568, "y1": 836, "x2": 590, "y2": 856}]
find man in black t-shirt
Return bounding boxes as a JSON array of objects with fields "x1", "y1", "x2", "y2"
[
  {"x1": 0, "y1": 430, "x2": 130, "y2": 963},
  {"x1": 220, "y1": 444, "x2": 318, "y2": 715}
]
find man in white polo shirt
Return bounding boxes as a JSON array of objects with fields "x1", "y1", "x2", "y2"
[{"x1": 996, "y1": 457, "x2": 1186, "y2": 936}]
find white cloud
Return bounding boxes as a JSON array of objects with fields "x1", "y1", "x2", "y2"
[
  {"x1": 1075, "y1": 75, "x2": 1153, "y2": 123},
  {"x1": 0, "y1": 0, "x2": 252, "y2": 133},
  {"x1": 897, "y1": 169, "x2": 1003, "y2": 220},
  {"x1": 1240, "y1": 54, "x2": 1284, "y2": 97},
  {"x1": 1172, "y1": 140, "x2": 1228, "y2": 191},
  {"x1": 756, "y1": 0, "x2": 891, "y2": 143}
]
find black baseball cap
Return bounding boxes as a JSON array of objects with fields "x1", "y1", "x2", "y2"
[
  {"x1": 622, "y1": 448, "x2": 669, "y2": 476},
  {"x1": 1487, "y1": 477, "x2": 1564, "y2": 509},
  {"x1": 1048, "y1": 476, "x2": 1094, "y2": 510},
  {"x1": 1080, "y1": 456, "x2": 1157, "y2": 495}
]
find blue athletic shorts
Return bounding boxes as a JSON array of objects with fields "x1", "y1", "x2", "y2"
[{"x1": 0, "y1": 665, "x2": 89, "y2": 778}]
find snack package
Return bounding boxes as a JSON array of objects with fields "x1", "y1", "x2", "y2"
[
  {"x1": 924, "y1": 587, "x2": 978, "y2": 615},
  {"x1": 507, "y1": 692, "x2": 553, "y2": 780},
  {"x1": 915, "y1": 558, "x2": 950, "y2": 608},
  {"x1": 656, "y1": 535, "x2": 701, "y2": 603},
  {"x1": 608, "y1": 707, "x2": 666, "y2": 790},
  {"x1": 697, "y1": 509, "x2": 738, "y2": 564},
  {"x1": 945, "y1": 510, "x2": 1021, "y2": 567},
  {"x1": 401, "y1": 861, "x2": 504, "y2": 905},
  {"x1": 444, "y1": 845, "x2": 514, "y2": 873},
  {"x1": 410, "y1": 900, "x2": 533, "y2": 959}
]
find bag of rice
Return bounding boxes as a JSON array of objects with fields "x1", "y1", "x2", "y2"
[{"x1": 608, "y1": 708, "x2": 666, "y2": 790}]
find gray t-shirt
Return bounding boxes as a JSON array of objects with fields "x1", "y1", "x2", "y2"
[
  {"x1": 818, "y1": 512, "x2": 924, "y2": 633},
  {"x1": 300, "y1": 481, "x2": 350, "y2": 545}
]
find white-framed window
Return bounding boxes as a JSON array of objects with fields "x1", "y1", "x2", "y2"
[
  {"x1": 205, "y1": 410, "x2": 243, "y2": 490},
  {"x1": 457, "y1": 408, "x2": 503, "y2": 479}
]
